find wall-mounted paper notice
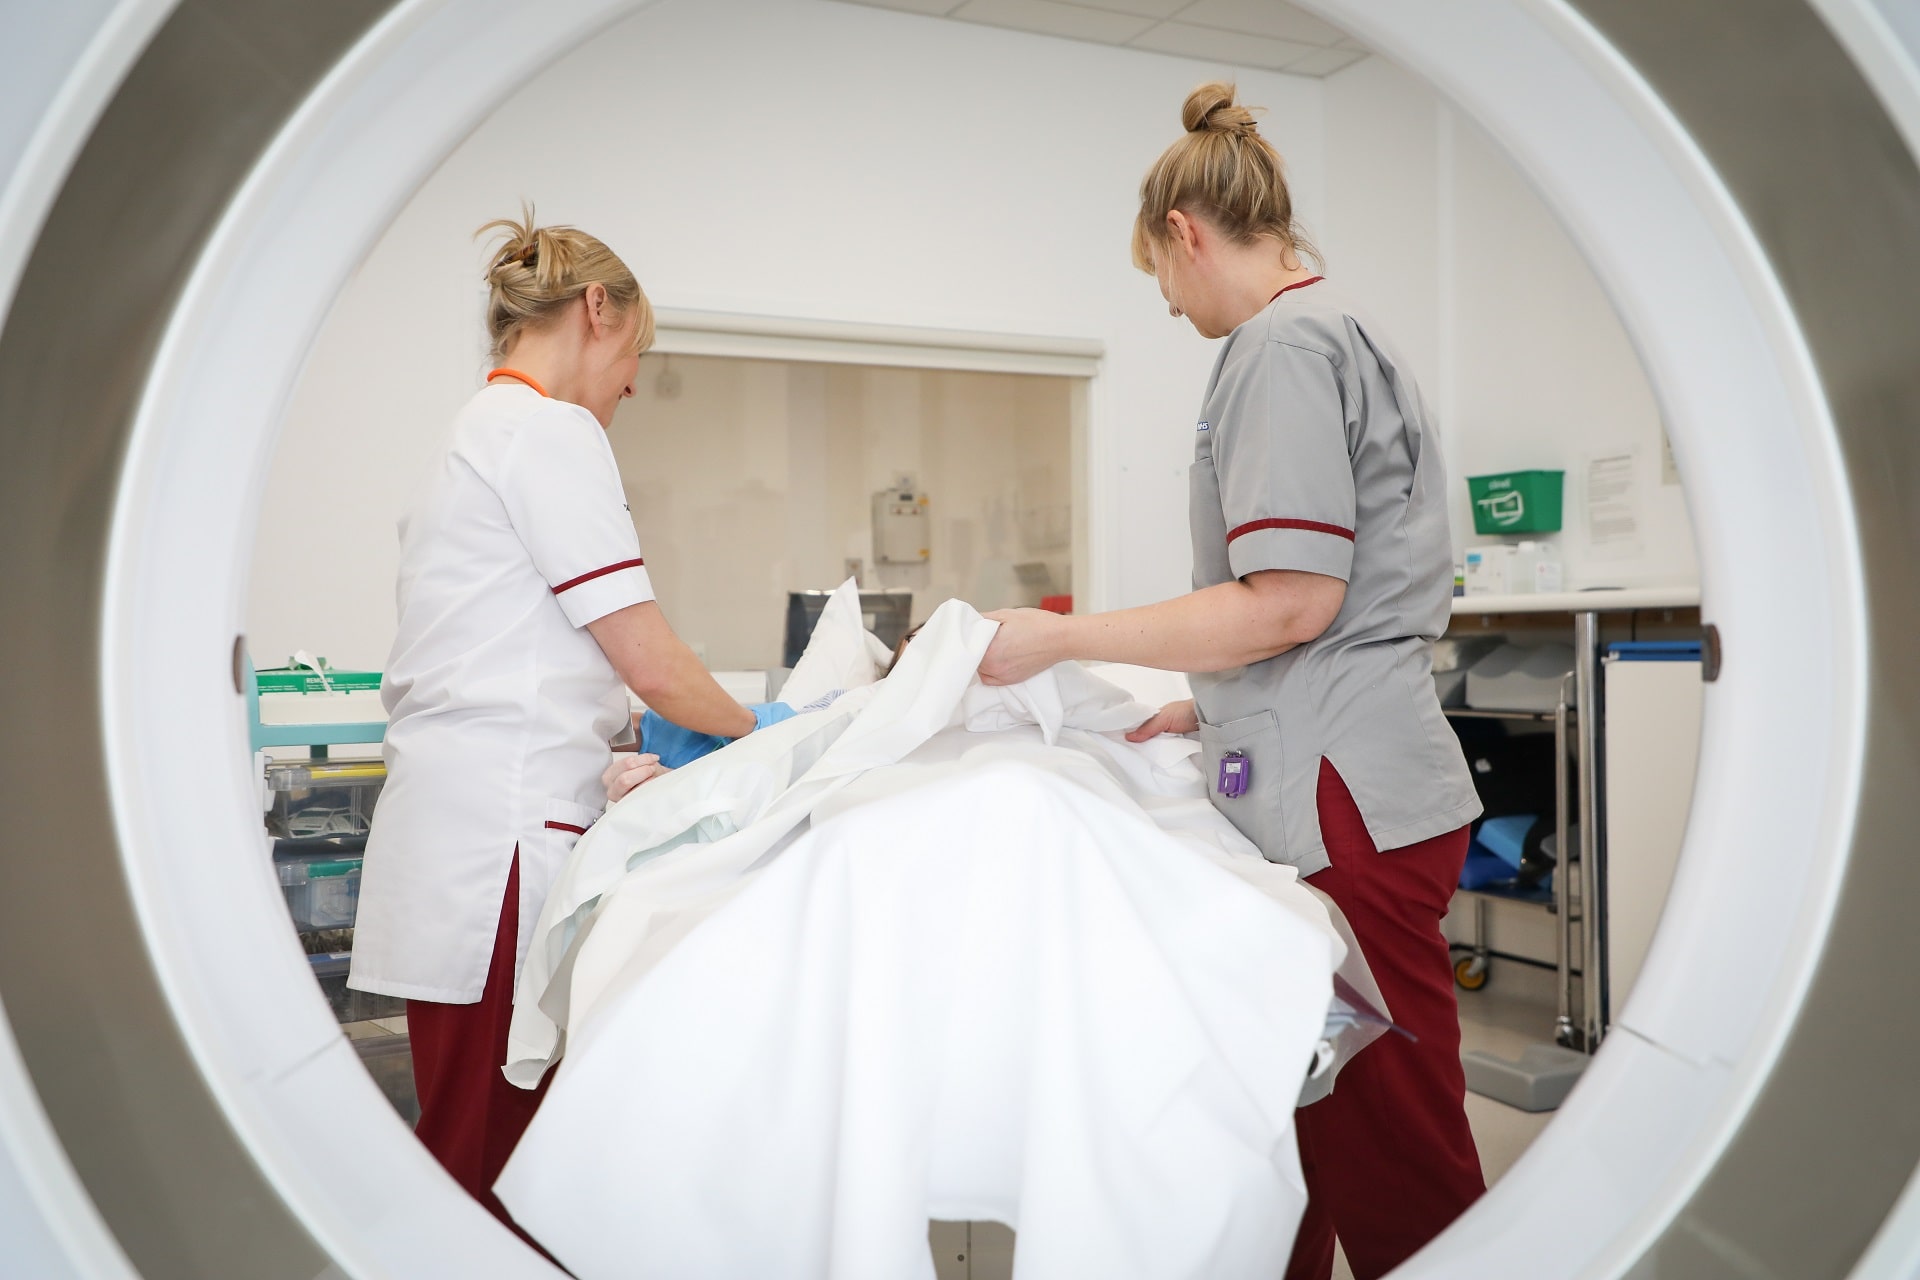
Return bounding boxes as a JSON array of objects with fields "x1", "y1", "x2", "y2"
[{"x1": 1586, "y1": 451, "x2": 1644, "y2": 560}]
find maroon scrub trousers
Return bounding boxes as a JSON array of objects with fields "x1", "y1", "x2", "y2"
[
  {"x1": 406, "y1": 850, "x2": 555, "y2": 1253},
  {"x1": 1285, "y1": 761, "x2": 1486, "y2": 1280}
]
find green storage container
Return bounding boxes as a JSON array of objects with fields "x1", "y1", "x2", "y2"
[
  {"x1": 255, "y1": 664, "x2": 383, "y2": 694},
  {"x1": 1467, "y1": 470, "x2": 1563, "y2": 535}
]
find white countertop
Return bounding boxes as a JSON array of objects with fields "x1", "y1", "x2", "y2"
[{"x1": 1451, "y1": 585, "x2": 1701, "y2": 615}]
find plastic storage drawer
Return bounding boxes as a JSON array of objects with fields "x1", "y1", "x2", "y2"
[
  {"x1": 265, "y1": 759, "x2": 385, "y2": 841},
  {"x1": 1465, "y1": 643, "x2": 1578, "y2": 713},
  {"x1": 277, "y1": 846, "x2": 363, "y2": 932}
]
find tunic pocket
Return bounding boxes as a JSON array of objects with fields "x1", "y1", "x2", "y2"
[
  {"x1": 539, "y1": 796, "x2": 604, "y2": 868},
  {"x1": 1196, "y1": 709, "x2": 1288, "y2": 863}
]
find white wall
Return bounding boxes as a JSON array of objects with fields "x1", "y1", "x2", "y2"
[
  {"x1": 1322, "y1": 54, "x2": 1697, "y2": 590},
  {"x1": 247, "y1": 0, "x2": 1322, "y2": 670},
  {"x1": 249, "y1": 3, "x2": 1697, "y2": 672},
  {"x1": 1320, "y1": 52, "x2": 1443, "y2": 409}
]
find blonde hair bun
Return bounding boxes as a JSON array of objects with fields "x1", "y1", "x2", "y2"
[
  {"x1": 474, "y1": 205, "x2": 654, "y2": 361},
  {"x1": 1182, "y1": 81, "x2": 1259, "y2": 136},
  {"x1": 1133, "y1": 81, "x2": 1320, "y2": 273},
  {"x1": 481, "y1": 220, "x2": 580, "y2": 293}
]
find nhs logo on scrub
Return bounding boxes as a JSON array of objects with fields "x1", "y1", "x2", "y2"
[{"x1": 1197, "y1": 420, "x2": 1211, "y2": 432}]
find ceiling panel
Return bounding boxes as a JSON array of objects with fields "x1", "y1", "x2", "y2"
[
  {"x1": 824, "y1": 0, "x2": 1373, "y2": 78},
  {"x1": 949, "y1": 0, "x2": 1157, "y2": 44},
  {"x1": 1128, "y1": 21, "x2": 1321, "y2": 72},
  {"x1": 1055, "y1": 0, "x2": 1196, "y2": 19},
  {"x1": 834, "y1": 0, "x2": 964, "y2": 14},
  {"x1": 1171, "y1": 0, "x2": 1348, "y2": 47},
  {"x1": 1283, "y1": 45, "x2": 1366, "y2": 75}
]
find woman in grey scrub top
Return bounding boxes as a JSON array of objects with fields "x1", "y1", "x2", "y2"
[{"x1": 979, "y1": 83, "x2": 1486, "y2": 1280}]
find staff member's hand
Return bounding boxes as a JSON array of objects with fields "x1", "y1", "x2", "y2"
[
  {"x1": 979, "y1": 608, "x2": 1068, "y2": 685},
  {"x1": 1126, "y1": 698, "x2": 1199, "y2": 742},
  {"x1": 603, "y1": 752, "x2": 670, "y2": 803}
]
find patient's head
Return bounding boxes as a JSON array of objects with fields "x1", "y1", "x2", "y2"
[{"x1": 887, "y1": 625, "x2": 925, "y2": 674}]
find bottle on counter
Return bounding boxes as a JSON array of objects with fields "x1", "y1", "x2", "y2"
[
  {"x1": 1464, "y1": 545, "x2": 1517, "y2": 596},
  {"x1": 1516, "y1": 540, "x2": 1564, "y2": 594}
]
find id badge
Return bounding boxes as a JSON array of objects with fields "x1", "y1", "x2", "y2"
[{"x1": 1218, "y1": 749, "x2": 1249, "y2": 799}]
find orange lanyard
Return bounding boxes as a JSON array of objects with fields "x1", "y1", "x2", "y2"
[{"x1": 486, "y1": 367, "x2": 550, "y2": 397}]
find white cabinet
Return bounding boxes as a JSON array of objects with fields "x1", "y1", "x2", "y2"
[{"x1": 1602, "y1": 656, "x2": 1704, "y2": 1010}]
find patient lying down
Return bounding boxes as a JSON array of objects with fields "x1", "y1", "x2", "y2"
[
  {"x1": 495, "y1": 594, "x2": 1388, "y2": 1280},
  {"x1": 604, "y1": 622, "x2": 925, "y2": 798}
]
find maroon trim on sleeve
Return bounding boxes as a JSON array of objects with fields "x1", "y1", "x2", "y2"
[
  {"x1": 544, "y1": 820, "x2": 590, "y2": 836},
  {"x1": 551, "y1": 558, "x2": 647, "y2": 595},
  {"x1": 1227, "y1": 517, "x2": 1356, "y2": 544}
]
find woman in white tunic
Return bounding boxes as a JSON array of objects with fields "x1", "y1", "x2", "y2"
[{"x1": 348, "y1": 213, "x2": 764, "y2": 1241}]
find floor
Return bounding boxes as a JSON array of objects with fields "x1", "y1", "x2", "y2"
[
  {"x1": 342, "y1": 1014, "x2": 408, "y2": 1040},
  {"x1": 931, "y1": 959, "x2": 1564, "y2": 1280},
  {"x1": 1455, "y1": 962, "x2": 1565, "y2": 1188}
]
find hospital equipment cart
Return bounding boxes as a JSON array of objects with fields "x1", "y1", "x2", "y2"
[
  {"x1": 1444, "y1": 587, "x2": 1703, "y2": 1063},
  {"x1": 249, "y1": 658, "x2": 416, "y2": 1123},
  {"x1": 1445, "y1": 688, "x2": 1578, "y2": 1033}
]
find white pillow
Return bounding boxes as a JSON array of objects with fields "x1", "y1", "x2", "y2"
[{"x1": 777, "y1": 578, "x2": 894, "y2": 709}]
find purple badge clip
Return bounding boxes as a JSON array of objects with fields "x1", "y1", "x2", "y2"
[{"x1": 1218, "y1": 750, "x2": 1249, "y2": 799}]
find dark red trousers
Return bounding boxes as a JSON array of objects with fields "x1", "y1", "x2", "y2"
[
  {"x1": 407, "y1": 851, "x2": 554, "y2": 1252},
  {"x1": 1285, "y1": 761, "x2": 1485, "y2": 1280}
]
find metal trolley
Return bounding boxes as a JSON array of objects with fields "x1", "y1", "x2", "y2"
[
  {"x1": 250, "y1": 658, "x2": 417, "y2": 1122},
  {"x1": 1448, "y1": 614, "x2": 1612, "y2": 1055}
]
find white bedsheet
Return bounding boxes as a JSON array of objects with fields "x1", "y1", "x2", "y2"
[{"x1": 496, "y1": 600, "x2": 1378, "y2": 1278}]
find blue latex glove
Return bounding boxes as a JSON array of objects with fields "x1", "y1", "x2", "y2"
[
  {"x1": 639, "y1": 703, "x2": 797, "y2": 769},
  {"x1": 636, "y1": 711, "x2": 723, "y2": 769},
  {"x1": 753, "y1": 701, "x2": 798, "y2": 732}
]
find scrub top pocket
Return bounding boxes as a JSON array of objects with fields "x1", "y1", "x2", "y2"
[
  {"x1": 541, "y1": 796, "x2": 603, "y2": 855},
  {"x1": 1197, "y1": 710, "x2": 1288, "y2": 863},
  {"x1": 531, "y1": 795, "x2": 604, "y2": 907},
  {"x1": 525, "y1": 796, "x2": 606, "y2": 968}
]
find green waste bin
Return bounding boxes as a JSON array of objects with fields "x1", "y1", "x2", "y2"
[{"x1": 1467, "y1": 470, "x2": 1563, "y2": 535}]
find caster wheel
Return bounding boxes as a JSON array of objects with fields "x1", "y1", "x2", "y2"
[{"x1": 1454, "y1": 955, "x2": 1489, "y2": 991}]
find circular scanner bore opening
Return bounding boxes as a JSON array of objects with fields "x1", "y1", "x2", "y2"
[{"x1": 76, "y1": 1, "x2": 1873, "y2": 1276}]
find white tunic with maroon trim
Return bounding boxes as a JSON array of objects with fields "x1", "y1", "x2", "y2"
[{"x1": 350, "y1": 381, "x2": 653, "y2": 1004}]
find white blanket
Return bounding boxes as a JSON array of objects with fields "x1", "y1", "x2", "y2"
[{"x1": 497, "y1": 600, "x2": 1382, "y2": 1278}]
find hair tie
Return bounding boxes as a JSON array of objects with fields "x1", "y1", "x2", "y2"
[{"x1": 484, "y1": 242, "x2": 538, "y2": 284}]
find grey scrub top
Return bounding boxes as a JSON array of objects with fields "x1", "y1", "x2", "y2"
[{"x1": 1188, "y1": 279, "x2": 1482, "y2": 876}]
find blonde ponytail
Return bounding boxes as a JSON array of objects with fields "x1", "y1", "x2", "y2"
[
  {"x1": 1132, "y1": 82, "x2": 1321, "y2": 272},
  {"x1": 476, "y1": 206, "x2": 654, "y2": 360}
]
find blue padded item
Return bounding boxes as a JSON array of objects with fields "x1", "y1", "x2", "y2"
[
  {"x1": 1475, "y1": 814, "x2": 1536, "y2": 869},
  {"x1": 640, "y1": 703, "x2": 796, "y2": 769},
  {"x1": 637, "y1": 711, "x2": 724, "y2": 768},
  {"x1": 1458, "y1": 850, "x2": 1516, "y2": 891}
]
